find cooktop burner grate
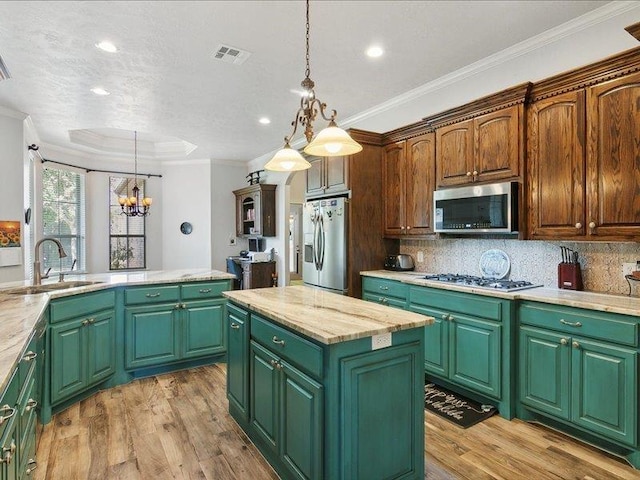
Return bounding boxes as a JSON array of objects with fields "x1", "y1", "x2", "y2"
[{"x1": 423, "y1": 274, "x2": 542, "y2": 291}]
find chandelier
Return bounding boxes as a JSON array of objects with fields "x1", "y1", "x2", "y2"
[
  {"x1": 264, "y1": 0, "x2": 362, "y2": 172},
  {"x1": 119, "y1": 130, "x2": 152, "y2": 216}
]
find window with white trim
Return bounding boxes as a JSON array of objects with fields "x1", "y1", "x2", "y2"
[
  {"x1": 41, "y1": 167, "x2": 85, "y2": 273},
  {"x1": 109, "y1": 176, "x2": 146, "y2": 270}
]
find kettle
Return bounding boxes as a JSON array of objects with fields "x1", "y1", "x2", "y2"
[{"x1": 384, "y1": 254, "x2": 415, "y2": 271}]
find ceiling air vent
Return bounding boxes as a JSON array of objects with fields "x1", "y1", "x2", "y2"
[
  {"x1": 212, "y1": 44, "x2": 251, "y2": 65},
  {"x1": 0, "y1": 53, "x2": 11, "y2": 81}
]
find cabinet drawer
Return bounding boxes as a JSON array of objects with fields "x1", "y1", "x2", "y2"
[
  {"x1": 18, "y1": 335, "x2": 37, "y2": 388},
  {"x1": 409, "y1": 286, "x2": 502, "y2": 321},
  {"x1": 518, "y1": 302, "x2": 638, "y2": 347},
  {"x1": 362, "y1": 277, "x2": 408, "y2": 300},
  {"x1": 251, "y1": 315, "x2": 323, "y2": 380},
  {"x1": 50, "y1": 290, "x2": 115, "y2": 323},
  {"x1": 362, "y1": 292, "x2": 406, "y2": 310},
  {"x1": 0, "y1": 370, "x2": 19, "y2": 442},
  {"x1": 124, "y1": 285, "x2": 180, "y2": 306},
  {"x1": 181, "y1": 281, "x2": 229, "y2": 301}
]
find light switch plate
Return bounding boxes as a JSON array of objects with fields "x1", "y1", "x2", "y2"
[{"x1": 372, "y1": 332, "x2": 392, "y2": 350}]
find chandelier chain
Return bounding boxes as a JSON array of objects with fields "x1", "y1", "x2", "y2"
[{"x1": 305, "y1": 0, "x2": 310, "y2": 80}]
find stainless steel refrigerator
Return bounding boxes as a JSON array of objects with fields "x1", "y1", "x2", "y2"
[{"x1": 302, "y1": 197, "x2": 348, "y2": 294}]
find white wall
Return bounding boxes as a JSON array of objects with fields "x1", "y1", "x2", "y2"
[
  {"x1": 210, "y1": 161, "x2": 252, "y2": 271},
  {"x1": 0, "y1": 110, "x2": 26, "y2": 282},
  {"x1": 162, "y1": 160, "x2": 211, "y2": 269}
]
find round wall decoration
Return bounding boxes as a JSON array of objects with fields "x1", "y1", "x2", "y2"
[{"x1": 180, "y1": 222, "x2": 193, "y2": 235}]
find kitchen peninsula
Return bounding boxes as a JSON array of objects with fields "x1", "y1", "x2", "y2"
[{"x1": 223, "y1": 285, "x2": 433, "y2": 480}]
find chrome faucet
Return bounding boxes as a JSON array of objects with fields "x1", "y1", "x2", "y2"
[{"x1": 33, "y1": 238, "x2": 68, "y2": 285}]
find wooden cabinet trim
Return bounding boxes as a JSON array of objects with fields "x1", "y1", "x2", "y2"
[{"x1": 529, "y1": 46, "x2": 640, "y2": 102}]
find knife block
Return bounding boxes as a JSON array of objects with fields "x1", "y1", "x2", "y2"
[{"x1": 558, "y1": 263, "x2": 583, "y2": 290}]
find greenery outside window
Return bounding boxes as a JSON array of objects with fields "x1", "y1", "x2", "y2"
[
  {"x1": 109, "y1": 177, "x2": 146, "y2": 270},
  {"x1": 42, "y1": 167, "x2": 85, "y2": 273}
]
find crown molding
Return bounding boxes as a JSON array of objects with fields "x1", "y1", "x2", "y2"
[
  {"x1": 625, "y1": 21, "x2": 640, "y2": 41},
  {"x1": 339, "y1": 1, "x2": 640, "y2": 130}
]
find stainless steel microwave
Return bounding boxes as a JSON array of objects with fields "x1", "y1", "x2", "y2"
[{"x1": 434, "y1": 181, "x2": 518, "y2": 234}]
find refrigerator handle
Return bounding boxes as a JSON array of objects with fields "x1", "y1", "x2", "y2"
[
  {"x1": 319, "y1": 213, "x2": 326, "y2": 271},
  {"x1": 313, "y1": 216, "x2": 320, "y2": 270}
]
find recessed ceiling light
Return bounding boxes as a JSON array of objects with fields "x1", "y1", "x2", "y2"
[
  {"x1": 90, "y1": 87, "x2": 110, "y2": 96},
  {"x1": 366, "y1": 45, "x2": 384, "y2": 58},
  {"x1": 95, "y1": 41, "x2": 117, "y2": 53},
  {"x1": 259, "y1": 117, "x2": 271, "y2": 125}
]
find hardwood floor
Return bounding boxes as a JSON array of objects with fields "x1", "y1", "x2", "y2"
[{"x1": 35, "y1": 364, "x2": 640, "y2": 480}]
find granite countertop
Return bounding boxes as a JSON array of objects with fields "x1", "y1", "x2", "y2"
[
  {"x1": 223, "y1": 285, "x2": 433, "y2": 345},
  {"x1": 361, "y1": 270, "x2": 640, "y2": 317},
  {"x1": 0, "y1": 269, "x2": 235, "y2": 395}
]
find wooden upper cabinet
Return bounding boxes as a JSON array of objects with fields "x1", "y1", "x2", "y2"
[
  {"x1": 528, "y1": 90, "x2": 586, "y2": 239},
  {"x1": 586, "y1": 72, "x2": 640, "y2": 239},
  {"x1": 435, "y1": 120, "x2": 473, "y2": 187},
  {"x1": 405, "y1": 133, "x2": 436, "y2": 235},
  {"x1": 305, "y1": 155, "x2": 348, "y2": 198},
  {"x1": 474, "y1": 106, "x2": 521, "y2": 183},
  {"x1": 382, "y1": 133, "x2": 436, "y2": 237},
  {"x1": 233, "y1": 184, "x2": 277, "y2": 237},
  {"x1": 435, "y1": 105, "x2": 522, "y2": 188},
  {"x1": 382, "y1": 141, "x2": 406, "y2": 236}
]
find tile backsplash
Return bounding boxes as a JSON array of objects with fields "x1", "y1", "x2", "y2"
[{"x1": 400, "y1": 239, "x2": 640, "y2": 296}]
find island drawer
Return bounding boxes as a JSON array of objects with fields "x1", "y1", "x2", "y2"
[
  {"x1": 18, "y1": 334, "x2": 37, "y2": 388},
  {"x1": 50, "y1": 290, "x2": 115, "y2": 323},
  {"x1": 362, "y1": 277, "x2": 408, "y2": 300},
  {"x1": 518, "y1": 302, "x2": 638, "y2": 347},
  {"x1": 124, "y1": 285, "x2": 180, "y2": 306},
  {"x1": 181, "y1": 281, "x2": 228, "y2": 300},
  {"x1": 362, "y1": 292, "x2": 407, "y2": 310},
  {"x1": 409, "y1": 286, "x2": 502, "y2": 321},
  {"x1": 251, "y1": 315, "x2": 323, "y2": 379}
]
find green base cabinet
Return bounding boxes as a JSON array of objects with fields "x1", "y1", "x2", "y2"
[
  {"x1": 50, "y1": 309, "x2": 115, "y2": 405},
  {"x1": 517, "y1": 301, "x2": 639, "y2": 467},
  {"x1": 409, "y1": 286, "x2": 514, "y2": 419},
  {"x1": 227, "y1": 302, "x2": 425, "y2": 480},
  {"x1": 182, "y1": 300, "x2": 226, "y2": 359},
  {"x1": 362, "y1": 277, "x2": 409, "y2": 309},
  {"x1": 125, "y1": 304, "x2": 181, "y2": 369}
]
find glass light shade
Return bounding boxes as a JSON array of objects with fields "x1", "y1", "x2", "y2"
[
  {"x1": 303, "y1": 125, "x2": 363, "y2": 157},
  {"x1": 265, "y1": 146, "x2": 311, "y2": 171}
]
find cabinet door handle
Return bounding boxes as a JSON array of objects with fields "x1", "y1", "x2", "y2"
[
  {"x1": 406, "y1": 226, "x2": 411, "y2": 230},
  {"x1": 588, "y1": 221, "x2": 596, "y2": 230},
  {"x1": 22, "y1": 351, "x2": 37, "y2": 362},
  {"x1": 25, "y1": 399, "x2": 38, "y2": 412},
  {"x1": 441, "y1": 314, "x2": 448, "y2": 321},
  {"x1": 0, "y1": 405, "x2": 16, "y2": 425},
  {"x1": 466, "y1": 171, "x2": 472, "y2": 177},
  {"x1": 575, "y1": 222, "x2": 582, "y2": 229},
  {"x1": 572, "y1": 341, "x2": 580, "y2": 349},
  {"x1": 1, "y1": 440, "x2": 16, "y2": 465},
  {"x1": 230, "y1": 322, "x2": 240, "y2": 330},
  {"x1": 88, "y1": 318, "x2": 96, "y2": 324},
  {"x1": 272, "y1": 336, "x2": 285, "y2": 347},
  {"x1": 145, "y1": 293, "x2": 161, "y2": 298},
  {"x1": 472, "y1": 170, "x2": 478, "y2": 176},
  {"x1": 379, "y1": 285, "x2": 389, "y2": 290},
  {"x1": 198, "y1": 288, "x2": 212, "y2": 294},
  {"x1": 269, "y1": 359, "x2": 282, "y2": 369},
  {"x1": 26, "y1": 459, "x2": 37, "y2": 475},
  {"x1": 81, "y1": 320, "x2": 90, "y2": 327},
  {"x1": 560, "y1": 319, "x2": 582, "y2": 327},
  {"x1": 560, "y1": 338, "x2": 568, "y2": 345},
  {"x1": 447, "y1": 314, "x2": 454, "y2": 322}
]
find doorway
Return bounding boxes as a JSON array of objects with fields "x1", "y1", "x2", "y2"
[{"x1": 289, "y1": 203, "x2": 303, "y2": 281}]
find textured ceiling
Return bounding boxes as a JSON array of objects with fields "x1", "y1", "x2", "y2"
[{"x1": 0, "y1": 1, "x2": 614, "y2": 163}]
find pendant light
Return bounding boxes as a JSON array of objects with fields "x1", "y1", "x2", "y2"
[
  {"x1": 119, "y1": 130, "x2": 152, "y2": 216},
  {"x1": 265, "y1": 0, "x2": 362, "y2": 172}
]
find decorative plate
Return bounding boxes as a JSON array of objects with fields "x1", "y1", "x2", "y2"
[
  {"x1": 180, "y1": 222, "x2": 193, "y2": 235},
  {"x1": 479, "y1": 249, "x2": 510, "y2": 279}
]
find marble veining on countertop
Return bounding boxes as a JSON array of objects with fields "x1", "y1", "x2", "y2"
[
  {"x1": 223, "y1": 285, "x2": 433, "y2": 345},
  {"x1": 362, "y1": 270, "x2": 640, "y2": 317},
  {"x1": 0, "y1": 269, "x2": 235, "y2": 395}
]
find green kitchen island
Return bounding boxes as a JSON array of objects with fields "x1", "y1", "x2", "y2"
[{"x1": 223, "y1": 285, "x2": 433, "y2": 480}]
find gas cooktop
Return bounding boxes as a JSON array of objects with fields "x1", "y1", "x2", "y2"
[{"x1": 423, "y1": 274, "x2": 542, "y2": 292}]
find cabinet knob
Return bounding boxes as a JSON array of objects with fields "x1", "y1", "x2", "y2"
[
  {"x1": 400, "y1": 226, "x2": 405, "y2": 230},
  {"x1": 560, "y1": 338, "x2": 568, "y2": 345},
  {"x1": 25, "y1": 399, "x2": 38, "y2": 412},
  {"x1": 88, "y1": 318, "x2": 96, "y2": 324},
  {"x1": 466, "y1": 171, "x2": 472, "y2": 177},
  {"x1": 589, "y1": 222, "x2": 596, "y2": 229},
  {"x1": 472, "y1": 170, "x2": 478, "y2": 176},
  {"x1": 441, "y1": 314, "x2": 448, "y2": 321},
  {"x1": 448, "y1": 314, "x2": 454, "y2": 322},
  {"x1": 575, "y1": 223, "x2": 582, "y2": 229},
  {"x1": 230, "y1": 322, "x2": 240, "y2": 330},
  {"x1": 81, "y1": 319, "x2": 89, "y2": 326},
  {"x1": 272, "y1": 336, "x2": 286, "y2": 347},
  {"x1": 572, "y1": 341, "x2": 580, "y2": 349},
  {"x1": 22, "y1": 351, "x2": 37, "y2": 362},
  {"x1": 174, "y1": 304, "x2": 181, "y2": 310},
  {"x1": 1, "y1": 440, "x2": 15, "y2": 465},
  {"x1": 406, "y1": 226, "x2": 411, "y2": 230}
]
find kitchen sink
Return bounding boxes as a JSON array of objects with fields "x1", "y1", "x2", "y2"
[{"x1": 1, "y1": 281, "x2": 104, "y2": 295}]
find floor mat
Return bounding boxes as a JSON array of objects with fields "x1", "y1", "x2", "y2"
[{"x1": 424, "y1": 382, "x2": 497, "y2": 428}]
